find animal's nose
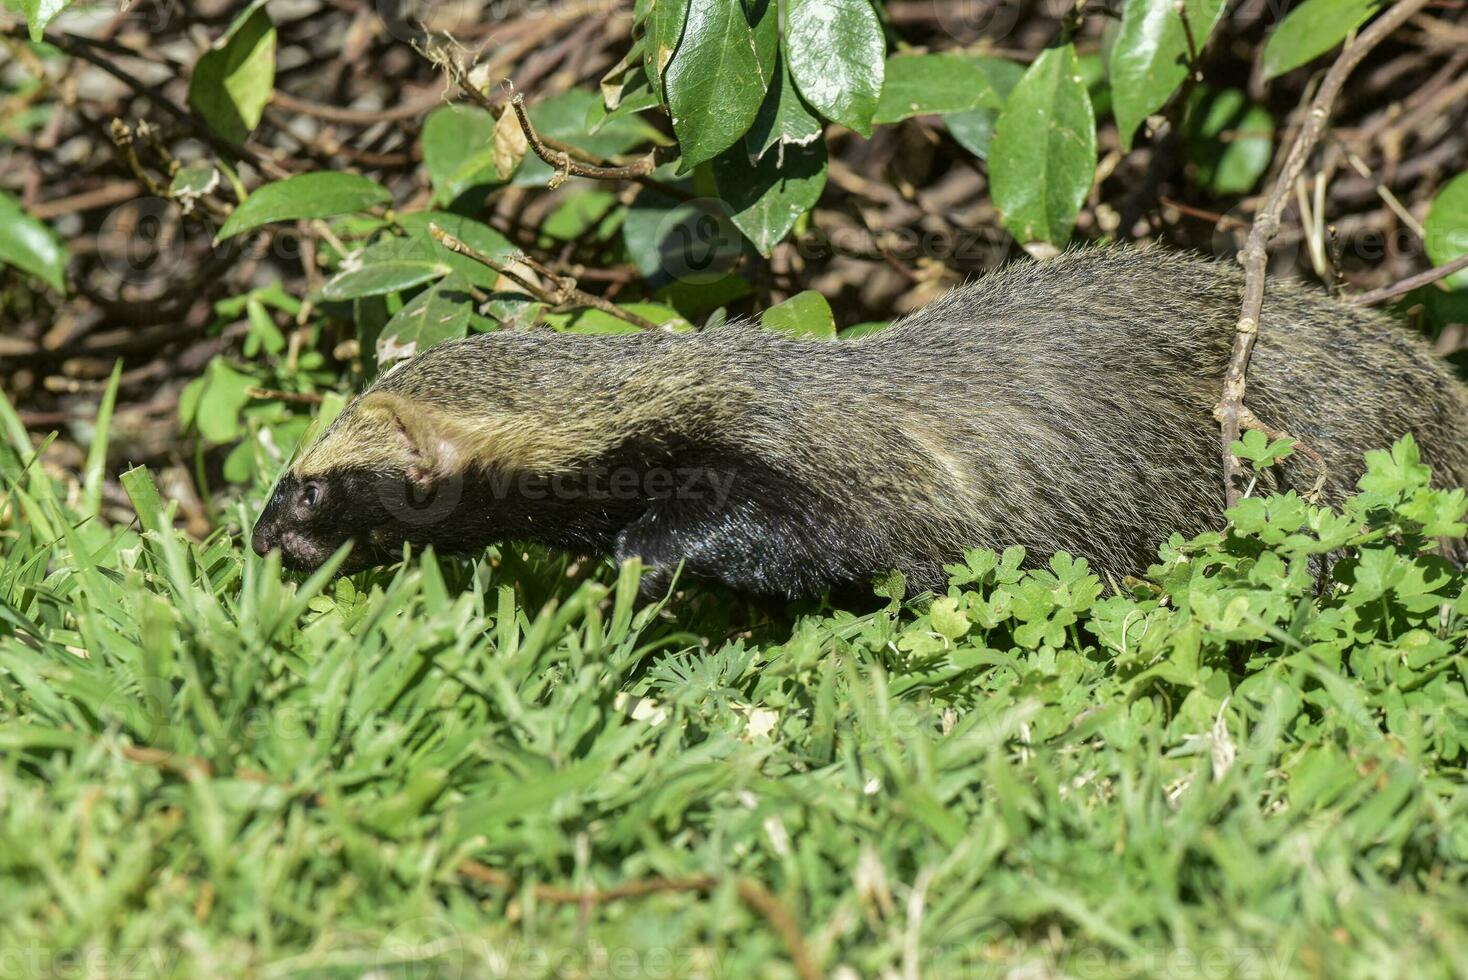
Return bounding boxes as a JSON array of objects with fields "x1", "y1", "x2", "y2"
[{"x1": 251, "y1": 524, "x2": 274, "y2": 557}]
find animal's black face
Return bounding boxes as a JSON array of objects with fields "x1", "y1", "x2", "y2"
[
  {"x1": 252, "y1": 471, "x2": 383, "y2": 572},
  {"x1": 252, "y1": 467, "x2": 483, "y2": 573}
]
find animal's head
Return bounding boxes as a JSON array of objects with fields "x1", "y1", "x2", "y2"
[{"x1": 250, "y1": 392, "x2": 478, "y2": 572}]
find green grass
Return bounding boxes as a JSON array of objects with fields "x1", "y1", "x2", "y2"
[{"x1": 3, "y1": 387, "x2": 1468, "y2": 979}]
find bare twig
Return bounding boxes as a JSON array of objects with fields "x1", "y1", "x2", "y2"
[
  {"x1": 245, "y1": 387, "x2": 326, "y2": 405},
  {"x1": 7, "y1": 23, "x2": 291, "y2": 180},
  {"x1": 1349, "y1": 253, "x2": 1468, "y2": 306},
  {"x1": 427, "y1": 224, "x2": 663, "y2": 331},
  {"x1": 506, "y1": 89, "x2": 677, "y2": 183},
  {"x1": 1235, "y1": 405, "x2": 1330, "y2": 502},
  {"x1": 1215, "y1": 0, "x2": 1432, "y2": 509},
  {"x1": 457, "y1": 860, "x2": 823, "y2": 980},
  {"x1": 1175, "y1": 1, "x2": 1203, "y2": 81}
]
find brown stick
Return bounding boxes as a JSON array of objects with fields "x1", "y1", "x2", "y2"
[
  {"x1": 1348, "y1": 252, "x2": 1468, "y2": 306},
  {"x1": 245, "y1": 387, "x2": 326, "y2": 405},
  {"x1": 1215, "y1": 0, "x2": 1432, "y2": 509},
  {"x1": 1235, "y1": 406, "x2": 1330, "y2": 502},
  {"x1": 508, "y1": 91, "x2": 676, "y2": 181},
  {"x1": 427, "y1": 224, "x2": 664, "y2": 331},
  {"x1": 458, "y1": 860, "x2": 823, "y2": 980}
]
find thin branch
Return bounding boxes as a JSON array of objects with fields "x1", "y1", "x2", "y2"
[
  {"x1": 508, "y1": 91, "x2": 677, "y2": 181},
  {"x1": 245, "y1": 387, "x2": 326, "y2": 405},
  {"x1": 1175, "y1": 1, "x2": 1203, "y2": 80},
  {"x1": 1349, "y1": 252, "x2": 1468, "y2": 306},
  {"x1": 1214, "y1": 0, "x2": 1432, "y2": 509},
  {"x1": 6, "y1": 22, "x2": 290, "y2": 180},
  {"x1": 427, "y1": 224, "x2": 664, "y2": 331},
  {"x1": 1235, "y1": 405, "x2": 1330, "y2": 502},
  {"x1": 457, "y1": 860, "x2": 823, "y2": 980}
]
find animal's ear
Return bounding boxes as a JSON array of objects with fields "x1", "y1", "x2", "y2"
[{"x1": 355, "y1": 392, "x2": 466, "y2": 483}]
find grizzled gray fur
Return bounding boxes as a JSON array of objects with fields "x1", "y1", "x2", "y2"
[{"x1": 253, "y1": 246, "x2": 1468, "y2": 598}]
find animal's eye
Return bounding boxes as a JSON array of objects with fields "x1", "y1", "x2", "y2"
[{"x1": 301, "y1": 481, "x2": 322, "y2": 508}]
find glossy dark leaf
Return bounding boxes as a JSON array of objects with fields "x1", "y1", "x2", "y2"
[
  {"x1": 1261, "y1": 0, "x2": 1384, "y2": 81},
  {"x1": 664, "y1": 0, "x2": 768, "y2": 169},
  {"x1": 784, "y1": 0, "x2": 886, "y2": 137},
  {"x1": 713, "y1": 138, "x2": 828, "y2": 256},
  {"x1": 1110, "y1": 0, "x2": 1225, "y2": 150}
]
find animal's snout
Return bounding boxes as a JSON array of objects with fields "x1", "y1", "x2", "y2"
[{"x1": 251, "y1": 522, "x2": 276, "y2": 557}]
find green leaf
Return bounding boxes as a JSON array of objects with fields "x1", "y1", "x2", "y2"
[
  {"x1": 665, "y1": 0, "x2": 769, "y2": 169},
  {"x1": 784, "y1": 0, "x2": 886, "y2": 137},
  {"x1": 944, "y1": 57, "x2": 1026, "y2": 162},
  {"x1": 169, "y1": 165, "x2": 222, "y2": 213},
  {"x1": 19, "y1": 0, "x2": 72, "y2": 41},
  {"x1": 873, "y1": 53, "x2": 1003, "y2": 125},
  {"x1": 1425, "y1": 171, "x2": 1468, "y2": 291},
  {"x1": 761, "y1": 290, "x2": 836, "y2": 337},
  {"x1": 321, "y1": 254, "x2": 449, "y2": 302},
  {"x1": 1110, "y1": 0, "x2": 1225, "y2": 150},
  {"x1": 1231, "y1": 429, "x2": 1296, "y2": 471},
  {"x1": 187, "y1": 7, "x2": 277, "y2": 145},
  {"x1": 1183, "y1": 87, "x2": 1274, "y2": 195},
  {"x1": 376, "y1": 279, "x2": 475, "y2": 364},
  {"x1": 216, "y1": 173, "x2": 392, "y2": 242},
  {"x1": 746, "y1": 49, "x2": 824, "y2": 159},
  {"x1": 990, "y1": 44, "x2": 1097, "y2": 246},
  {"x1": 713, "y1": 139, "x2": 827, "y2": 256},
  {"x1": 0, "y1": 191, "x2": 68, "y2": 292},
  {"x1": 193, "y1": 358, "x2": 255, "y2": 444},
  {"x1": 643, "y1": 0, "x2": 690, "y2": 101},
  {"x1": 421, "y1": 106, "x2": 502, "y2": 202},
  {"x1": 1261, "y1": 0, "x2": 1385, "y2": 81},
  {"x1": 393, "y1": 211, "x2": 517, "y2": 292},
  {"x1": 545, "y1": 302, "x2": 690, "y2": 335}
]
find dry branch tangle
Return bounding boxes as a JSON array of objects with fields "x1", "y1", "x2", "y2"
[{"x1": 1216, "y1": 0, "x2": 1435, "y2": 508}]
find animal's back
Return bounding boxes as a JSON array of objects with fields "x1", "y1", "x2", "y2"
[{"x1": 785, "y1": 246, "x2": 1468, "y2": 580}]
